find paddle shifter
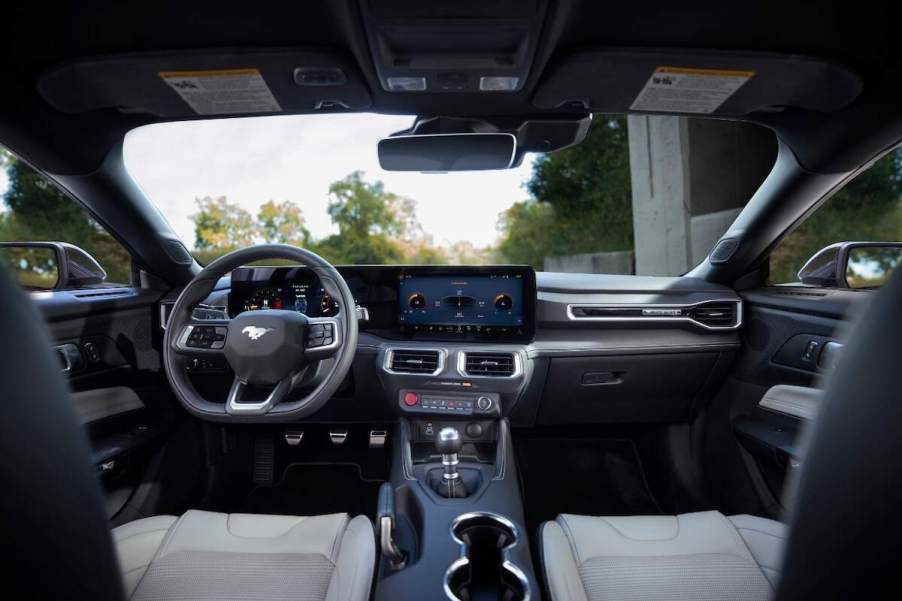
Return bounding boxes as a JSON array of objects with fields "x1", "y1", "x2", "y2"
[{"x1": 434, "y1": 427, "x2": 468, "y2": 498}]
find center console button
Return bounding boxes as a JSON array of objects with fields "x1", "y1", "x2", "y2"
[
  {"x1": 476, "y1": 396, "x2": 493, "y2": 411},
  {"x1": 403, "y1": 392, "x2": 419, "y2": 406}
]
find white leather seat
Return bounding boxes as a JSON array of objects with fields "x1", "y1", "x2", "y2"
[
  {"x1": 541, "y1": 511, "x2": 785, "y2": 601},
  {"x1": 112, "y1": 510, "x2": 374, "y2": 601}
]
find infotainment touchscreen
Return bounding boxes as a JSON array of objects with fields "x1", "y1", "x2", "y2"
[{"x1": 398, "y1": 271, "x2": 527, "y2": 334}]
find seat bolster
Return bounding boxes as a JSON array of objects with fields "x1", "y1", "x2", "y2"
[
  {"x1": 325, "y1": 515, "x2": 376, "y2": 601},
  {"x1": 541, "y1": 520, "x2": 590, "y2": 601},
  {"x1": 156, "y1": 509, "x2": 350, "y2": 559},
  {"x1": 556, "y1": 511, "x2": 758, "y2": 563},
  {"x1": 111, "y1": 515, "x2": 177, "y2": 597},
  {"x1": 729, "y1": 514, "x2": 787, "y2": 588}
]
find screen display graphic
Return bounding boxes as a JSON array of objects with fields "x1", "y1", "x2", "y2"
[{"x1": 398, "y1": 273, "x2": 524, "y2": 333}]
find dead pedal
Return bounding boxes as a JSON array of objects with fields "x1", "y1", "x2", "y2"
[{"x1": 252, "y1": 433, "x2": 275, "y2": 485}]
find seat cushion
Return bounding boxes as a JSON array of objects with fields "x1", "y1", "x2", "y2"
[
  {"x1": 541, "y1": 511, "x2": 786, "y2": 601},
  {"x1": 112, "y1": 510, "x2": 374, "y2": 601}
]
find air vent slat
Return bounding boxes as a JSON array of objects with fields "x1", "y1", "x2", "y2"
[
  {"x1": 688, "y1": 303, "x2": 737, "y2": 328},
  {"x1": 463, "y1": 352, "x2": 516, "y2": 377},
  {"x1": 389, "y1": 350, "x2": 441, "y2": 374}
]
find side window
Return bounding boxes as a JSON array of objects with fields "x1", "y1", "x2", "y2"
[
  {"x1": 0, "y1": 149, "x2": 132, "y2": 288},
  {"x1": 770, "y1": 145, "x2": 902, "y2": 288}
]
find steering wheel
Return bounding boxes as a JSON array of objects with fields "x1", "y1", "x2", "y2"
[{"x1": 163, "y1": 245, "x2": 358, "y2": 422}]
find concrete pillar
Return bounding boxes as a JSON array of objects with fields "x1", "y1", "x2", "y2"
[{"x1": 627, "y1": 115, "x2": 776, "y2": 275}]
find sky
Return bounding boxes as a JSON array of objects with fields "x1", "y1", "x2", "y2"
[{"x1": 121, "y1": 113, "x2": 535, "y2": 250}]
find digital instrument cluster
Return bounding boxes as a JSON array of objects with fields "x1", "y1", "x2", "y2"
[{"x1": 229, "y1": 268, "x2": 338, "y2": 318}]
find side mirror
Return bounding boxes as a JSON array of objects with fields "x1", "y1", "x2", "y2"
[
  {"x1": 0, "y1": 242, "x2": 107, "y2": 290},
  {"x1": 797, "y1": 241, "x2": 902, "y2": 289}
]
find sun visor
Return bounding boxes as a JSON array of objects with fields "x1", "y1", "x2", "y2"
[
  {"x1": 533, "y1": 48, "x2": 862, "y2": 116},
  {"x1": 37, "y1": 49, "x2": 372, "y2": 117}
]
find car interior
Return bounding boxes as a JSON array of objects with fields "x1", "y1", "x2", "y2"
[{"x1": 1, "y1": 2, "x2": 901, "y2": 600}]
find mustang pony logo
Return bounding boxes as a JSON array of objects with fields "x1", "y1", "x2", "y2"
[{"x1": 241, "y1": 326, "x2": 274, "y2": 341}]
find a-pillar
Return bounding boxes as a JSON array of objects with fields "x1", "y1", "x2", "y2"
[{"x1": 627, "y1": 115, "x2": 776, "y2": 276}]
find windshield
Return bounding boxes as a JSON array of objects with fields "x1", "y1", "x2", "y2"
[{"x1": 123, "y1": 113, "x2": 775, "y2": 274}]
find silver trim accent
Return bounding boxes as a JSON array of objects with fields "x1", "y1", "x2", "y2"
[
  {"x1": 53, "y1": 345, "x2": 74, "y2": 373},
  {"x1": 566, "y1": 298, "x2": 743, "y2": 331},
  {"x1": 226, "y1": 377, "x2": 291, "y2": 416},
  {"x1": 819, "y1": 341, "x2": 844, "y2": 370},
  {"x1": 383, "y1": 347, "x2": 447, "y2": 376},
  {"x1": 159, "y1": 302, "x2": 173, "y2": 330},
  {"x1": 369, "y1": 429, "x2": 387, "y2": 448},
  {"x1": 330, "y1": 428, "x2": 348, "y2": 445},
  {"x1": 444, "y1": 512, "x2": 530, "y2": 601},
  {"x1": 457, "y1": 350, "x2": 522, "y2": 378},
  {"x1": 380, "y1": 516, "x2": 407, "y2": 570},
  {"x1": 284, "y1": 430, "x2": 304, "y2": 446}
]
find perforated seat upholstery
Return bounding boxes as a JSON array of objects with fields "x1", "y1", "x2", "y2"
[
  {"x1": 112, "y1": 510, "x2": 374, "y2": 601},
  {"x1": 541, "y1": 511, "x2": 785, "y2": 601}
]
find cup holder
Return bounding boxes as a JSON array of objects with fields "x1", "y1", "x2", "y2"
[{"x1": 444, "y1": 512, "x2": 530, "y2": 601}]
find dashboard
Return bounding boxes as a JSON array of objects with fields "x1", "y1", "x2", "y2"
[{"x1": 228, "y1": 265, "x2": 537, "y2": 342}]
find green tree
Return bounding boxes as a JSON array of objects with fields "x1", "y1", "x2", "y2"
[
  {"x1": 317, "y1": 171, "x2": 407, "y2": 264},
  {"x1": 1, "y1": 151, "x2": 132, "y2": 284},
  {"x1": 496, "y1": 116, "x2": 633, "y2": 268},
  {"x1": 258, "y1": 200, "x2": 310, "y2": 246},
  {"x1": 192, "y1": 195, "x2": 257, "y2": 251}
]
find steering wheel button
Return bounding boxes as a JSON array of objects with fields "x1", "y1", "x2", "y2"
[{"x1": 404, "y1": 392, "x2": 419, "y2": 406}]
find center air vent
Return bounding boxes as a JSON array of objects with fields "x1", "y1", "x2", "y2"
[
  {"x1": 386, "y1": 349, "x2": 443, "y2": 375},
  {"x1": 461, "y1": 352, "x2": 517, "y2": 377},
  {"x1": 687, "y1": 302, "x2": 737, "y2": 328}
]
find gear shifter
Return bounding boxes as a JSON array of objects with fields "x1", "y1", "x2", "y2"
[{"x1": 434, "y1": 427, "x2": 468, "y2": 498}]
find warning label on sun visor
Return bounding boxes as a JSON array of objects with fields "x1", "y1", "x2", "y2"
[
  {"x1": 630, "y1": 67, "x2": 754, "y2": 114},
  {"x1": 159, "y1": 69, "x2": 282, "y2": 115}
]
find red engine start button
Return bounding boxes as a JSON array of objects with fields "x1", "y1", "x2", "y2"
[{"x1": 403, "y1": 392, "x2": 419, "y2": 406}]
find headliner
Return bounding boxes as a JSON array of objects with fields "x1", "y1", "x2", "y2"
[{"x1": 0, "y1": 0, "x2": 900, "y2": 176}]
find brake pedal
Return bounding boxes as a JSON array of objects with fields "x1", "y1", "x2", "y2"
[
  {"x1": 330, "y1": 428, "x2": 348, "y2": 445},
  {"x1": 252, "y1": 433, "x2": 275, "y2": 485},
  {"x1": 284, "y1": 430, "x2": 304, "y2": 446}
]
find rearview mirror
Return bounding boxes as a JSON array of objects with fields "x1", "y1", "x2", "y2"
[
  {"x1": 0, "y1": 242, "x2": 107, "y2": 290},
  {"x1": 797, "y1": 242, "x2": 902, "y2": 289},
  {"x1": 377, "y1": 133, "x2": 516, "y2": 171}
]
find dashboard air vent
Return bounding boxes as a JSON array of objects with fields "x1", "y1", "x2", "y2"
[
  {"x1": 388, "y1": 349, "x2": 441, "y2": 374},
  {"x1": 463, "y1": 352, "x2": 516, "y2": 377},
  {"x1": 688, "y1": 302, "x2": 737, "y2": 328}
]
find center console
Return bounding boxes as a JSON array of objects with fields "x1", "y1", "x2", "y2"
[{"x1": 374, "y1": 418, "x2": 537, "y2": 601}]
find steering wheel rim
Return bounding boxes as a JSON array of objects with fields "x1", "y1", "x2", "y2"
[{"x1": 162, "y1": 244, "x2": 358, "y2": 423}]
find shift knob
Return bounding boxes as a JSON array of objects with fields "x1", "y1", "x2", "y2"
[{"x1": 436, "y1": 427, "x2": 463, "y2": 455}]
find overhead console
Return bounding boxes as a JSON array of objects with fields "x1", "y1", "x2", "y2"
[
  {"x1": 360, "y1": 0, "x2": 549, "y2": 94},
  {"x1": 228, "y1": 265, "x2": 536, "y2": 343}
]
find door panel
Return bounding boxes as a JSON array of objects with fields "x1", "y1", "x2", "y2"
[
  {"x1": 704, "y1": 286, "x2": 868, "y2": 516},
  {"x1": 31, "y1": 286, "x2": 185, "y2": 520}
]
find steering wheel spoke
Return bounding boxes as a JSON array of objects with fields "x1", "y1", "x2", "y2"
[
  {"x1": 225, "y1": 374, "x2": 294, "y2": 416},
  {"x1": 304, "y1": 317, "x2": 342, "y2": 360}
]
